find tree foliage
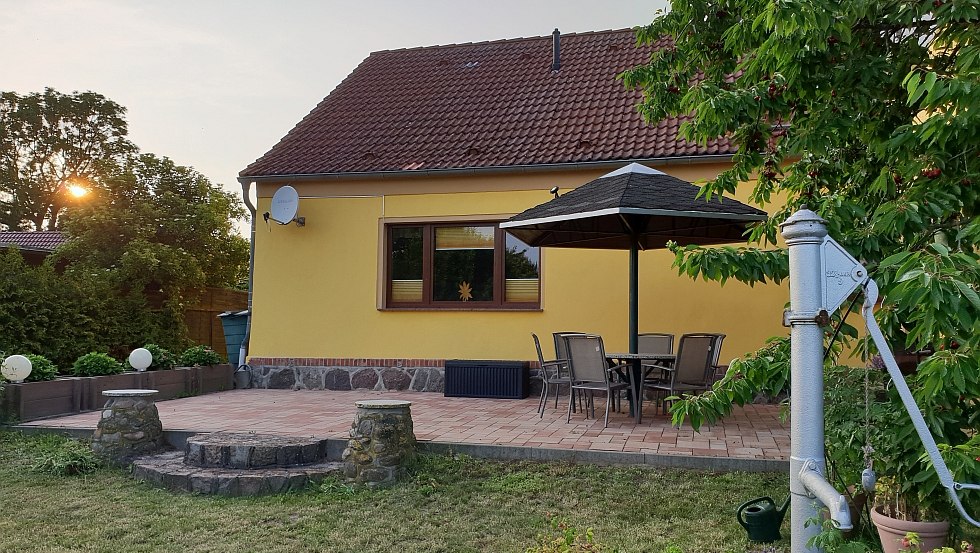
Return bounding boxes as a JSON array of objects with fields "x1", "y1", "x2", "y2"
[
  {"x1": 0, "y1": 89, "x2": 249, "y2": 363},
  {"x1": 55, "y1": 153, "x2": 248, "y2": 291},
  {"x1": 0, "y1": 88, "x2": 134, "y2": 230},
  {"x1": 623, "y1": 0, "x2": 979, "y2": 521},
  {"x1": 623, "y1": 0, "x2": 980, "y2": 402}
]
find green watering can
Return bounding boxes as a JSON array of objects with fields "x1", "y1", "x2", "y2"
[{"x1": 736, "y1": 496, "x2": 790, "y2": 543}]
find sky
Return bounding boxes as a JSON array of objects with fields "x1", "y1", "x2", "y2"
[{"x1": 2, "y1": 0, "x2": 669, "y2": 212}]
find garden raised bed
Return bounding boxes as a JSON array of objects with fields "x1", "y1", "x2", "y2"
[
  {"x1": 148, "y1": 368, "x2": 195, "y2": 401},
  {"x1": 1, "y1": 377, "x2": 86, "y2": 421},
  {"x1": 1, "y1": 364, "x2": 234, "y2": 422},
  {"x1": 195, "y1": 364, "x2": 234, "y2": 394}
]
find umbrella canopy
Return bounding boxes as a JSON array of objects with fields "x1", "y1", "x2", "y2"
[
  {"x1": 501, "y1": 163, "x2": 767, "y2": 355},
  {"x1": 501, "y1": 163, "x2": 767, "y2": 250}
]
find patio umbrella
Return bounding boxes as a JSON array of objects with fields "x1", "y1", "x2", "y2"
[{"x1": 500, "y1": 163, "x2": 767, "y2": 385}]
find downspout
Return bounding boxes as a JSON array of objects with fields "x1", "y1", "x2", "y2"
[{"x1": 238, "y1": 178, "x2": 257, "y2": 369}]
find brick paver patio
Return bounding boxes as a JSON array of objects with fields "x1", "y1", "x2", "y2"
[{"x1": 21, "y1": 389, "x2": 789, "y2": 462}]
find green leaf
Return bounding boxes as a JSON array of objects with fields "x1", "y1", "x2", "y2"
[{"x1": 953, "y1": 281, "x2": 980, "y2": 311}]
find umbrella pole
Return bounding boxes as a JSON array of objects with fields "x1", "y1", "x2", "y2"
[
  {"x1": 629, "y1": 241, "x2": 638, "y2": 354},
  {"x1": 629, "y1": 239, "x2": 642, "y2": 423}
]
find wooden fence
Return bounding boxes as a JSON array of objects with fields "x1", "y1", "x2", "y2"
[{"x1": 184, "y1": 288, "x2": 248, "y2": 357}]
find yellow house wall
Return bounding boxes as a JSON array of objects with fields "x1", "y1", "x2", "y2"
[{"x1": 249, "y1": 164, "x2": 788, "y2": 365}]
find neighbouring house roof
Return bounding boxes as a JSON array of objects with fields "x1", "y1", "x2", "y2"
[
  {"x1": 0, "y1": 231, "x2": 66, "y2": 253},
  {"x1": 240, "y1": 29, "x2": 735, "y2": 179}
]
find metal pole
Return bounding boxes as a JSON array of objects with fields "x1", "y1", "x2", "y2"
[
  {"x1": 780, "y1": 208, "x2": 829, "y2": 552},
  {"x1": 629, "y1": 238, "x2": 642, "y2": 422},
  {"x1": 629, "y1": 239, "x2": 638, "y2": 355}
]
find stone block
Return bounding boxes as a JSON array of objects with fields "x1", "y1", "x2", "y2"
[
  {"x1": 324, "y1": 368, "x2": 351, "y2": 391},
  {"x1": 357, "y1": 419, "x2": 374, "y2": 436},
  {"x1": 350, "y1": 369, "x2": 378, "y2": 390},
  {"x1": 190, "y1": 474, "x2": 217, "y2": 494},
  {"x1": 358, "y1": 467, "x2": 391, "y2": 484},
  {"x1": 409, "y1": 369, "x2": 429, "y2": 392},
  {"x1": 268, "y1": 369, "x2": 296, "y2": 389},
  {"x1": 277, "y1": 445, "x2": 300, "y2": 467},
  {"x1": 238, "y1": 475, "x2": 266, "y2": 496},
  {"x1": 216, "y1": 476, "x2": 241, "y2": 497},
  {"x1": 380, "y1": 368, "x2": 411, "y2": 391},
  {"x1": 228, "y1": 445, "x2": 250, "y2": 468},
  {"x1": 203, "y1": 445, "x2": 225, "y2": 467},
  {"x1": 265, "y1": 474, "x2": 288, "y2": 493},
  {"x1": 376, "y1": 454, "x2": 403, "y2": 467},
  {"x1": 298, "y1": 369, "x2": 322, "y2": 390},
  {"x1": 287, "y1": 473, "x2": 309, "y2": 491},
  {"x1": 251, "y1": 446, "x2": 277, "y2": 467},
  {"x1": 300, "y1": 443, "x2": 319, "y2": 464},
  {"x1": 423, "y1": 368, "x2": 444, "y2": 392}
]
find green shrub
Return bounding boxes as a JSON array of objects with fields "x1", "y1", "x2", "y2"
[
  {"x1": 0, "y1": 249, "x2": 187, "y2": 368},
  {"x1": 179, "y1": 345, "x2": 223, "y2": 367},
  {"x1": 27, "y1": 434, "x2": 102, "y2": 476},
  {"x1": 141, "y1": 344, "x2": 176, "y2": 371},
  {"x1": 24, "y1": 354, "x2": 58, "y2": 382},
  {"x1": 70, "y1": 352, "x2": 123, "y2": 377}
]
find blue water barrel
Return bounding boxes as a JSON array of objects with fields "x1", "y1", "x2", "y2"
[{"x1": 217, "y1": 310, "x2": 250, "y2": 365}]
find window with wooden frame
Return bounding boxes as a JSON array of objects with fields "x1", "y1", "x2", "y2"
[{"x1": 385, "y1": 222, "x2": 540, "y2": 309}]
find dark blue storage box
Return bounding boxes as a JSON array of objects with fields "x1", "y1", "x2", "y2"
[{"x1": 444, "y1": 360, "x2": 530, "y2": 399}]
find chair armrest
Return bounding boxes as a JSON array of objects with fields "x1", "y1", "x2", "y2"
[{"x1": 645, "y1": 363, "x2": 674, "y2": 372}]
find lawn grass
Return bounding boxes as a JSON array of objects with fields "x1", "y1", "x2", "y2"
[{"x1": 0, "y1": 431, "x2": 791, "y2": 552}]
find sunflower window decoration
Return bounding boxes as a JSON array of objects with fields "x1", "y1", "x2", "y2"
[{"x1": 457, "y1": 281, "x2": 473, "y2": 301}]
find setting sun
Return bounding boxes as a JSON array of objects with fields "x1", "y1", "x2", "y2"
[{"x1": 66, "y1": 184, "x2": 89, "y2": 198}]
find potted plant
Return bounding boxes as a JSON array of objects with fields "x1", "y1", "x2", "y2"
[{"x1": 864, "y1": 350, "x2": 980, "y2": 553}]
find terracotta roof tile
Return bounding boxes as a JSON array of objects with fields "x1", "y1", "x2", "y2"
[
  {"x1": 0, "y1": 231, "x2": 65, "y2": 252},
  {"x1": 241, "y1": 29, "x2": 734, "y2": 178}
]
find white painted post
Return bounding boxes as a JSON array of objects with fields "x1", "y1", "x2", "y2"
[{"x1": 781, "y1": 208, "x2": 830, "y2": 552}]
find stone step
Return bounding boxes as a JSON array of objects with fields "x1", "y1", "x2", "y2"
[
  {"x1": 133, "y1": 451, "x2": 342, "y2": 496},
  {"x1": 184, "y1": 432, "x2": 328, "y2": 469}
]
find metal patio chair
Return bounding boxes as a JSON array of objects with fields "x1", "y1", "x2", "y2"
[
  {"x1": 706, "y1": 333, "x2": 727, "y2": 384},
  {"x1": 564, "y1": 334, "x2": 630, "y2": 428},
  {"x1": 643, "y1": 333, "x2": 716, "y2": 414},
  {"x1": 637, "y1": 332, "x2": 674, "y2": 384},
  {"x1": 531, "y1": 333, "x2": 572, "y2": 418}
]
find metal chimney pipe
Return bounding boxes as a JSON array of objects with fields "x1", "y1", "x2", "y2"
[{"x1": 551, "y1": 28, "x2": 560, "y2": 71}]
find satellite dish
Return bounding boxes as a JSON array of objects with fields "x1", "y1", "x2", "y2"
[{"x1": 269, "y1": 186, "x2": 305, "y2": 226}]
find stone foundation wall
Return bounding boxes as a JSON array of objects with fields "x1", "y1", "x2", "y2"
[{"x1": 247, "y1": 358, "x2": 446, "y2": 393}]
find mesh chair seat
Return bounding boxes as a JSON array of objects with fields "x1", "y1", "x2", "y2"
[
  {"x1": 532, "y1": 333, "x2": 573, "y2": 418},
  {"x1": 565, "y1": 334, "x2": 630, "y2": 428},
  {"x1": 644, "y1": 333, "x2": 717, "y2": 414}
]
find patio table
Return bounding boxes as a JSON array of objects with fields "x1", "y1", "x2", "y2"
[{"x1": 605, "y1": 352, "x2": 675, "y2": 423}]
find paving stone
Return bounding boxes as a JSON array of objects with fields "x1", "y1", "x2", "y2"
[{"x1": 24, "y1": 389, "x2": 791, "y2": 470}]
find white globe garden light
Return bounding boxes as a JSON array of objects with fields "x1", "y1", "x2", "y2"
[
  {"x1": 128, "y1": 348, "x2": 153, "y2": 372},
  {"x1": 1, "y1": 355, "x2": 33, "y2": 383}
]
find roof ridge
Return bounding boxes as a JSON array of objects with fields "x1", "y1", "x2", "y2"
[{"x1": 369, "y1": 27, "x2": 637, "y2": 55}]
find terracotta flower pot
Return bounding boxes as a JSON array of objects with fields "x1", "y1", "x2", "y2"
[{"x1": 871, "y1": 506, "x2": 949, "y2": 553}]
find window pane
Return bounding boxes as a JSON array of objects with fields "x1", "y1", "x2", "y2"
[
  {"x1": 433, "y1": 226, "x2": 494, "y2": 302},
  {"x1": 391, "y1": 227, "x2": 423, "y2": 302},
  {"x1": 435, "y1": 226, "x2": 495, "y2": 250},
  {"x1": 505, "y1": 233, "x2": 539, "y2": 302}
]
